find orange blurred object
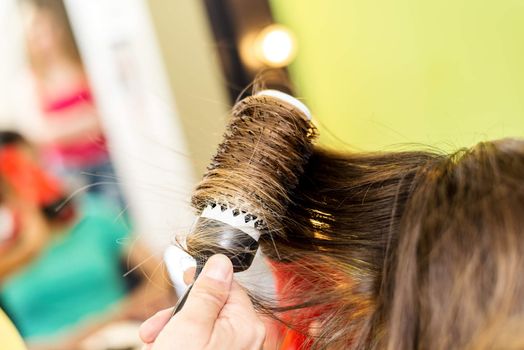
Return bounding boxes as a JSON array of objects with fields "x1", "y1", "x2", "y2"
[{"x1": 0, "y1": 146, "x2": 63, "y2": 207}]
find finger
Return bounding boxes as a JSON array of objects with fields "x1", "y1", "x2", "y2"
[
  {"x1": 216, "y1": 278, "x2": 260, "y2": 320},
  {"x1": 163, "y1": 254, "x2": 233, "y2": 338},
  {"x1": 213, "y1": 280, "x2": 266, "y2": 349},
  {"x1": 226, "y1": 279, "x2": 256, "y2": 311},
  {"x1": 139, "y1": 307, "x2": 174, "y2": 344},
  {"x1": 150, "y1": 256, "x2": 233, "y2": 348},
  {"x1": 183, "y1": 267, "x2": 196, "y2": 285}
]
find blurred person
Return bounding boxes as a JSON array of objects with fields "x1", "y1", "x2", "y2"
[
  {"x1": 0, "y1": 131, "x2": 174, "y2": 350},
  {"x1": 18, "y1": 0, "x2": 124, "y2": 210}
]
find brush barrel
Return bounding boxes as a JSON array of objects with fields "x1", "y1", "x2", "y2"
[{"x1": 187, "y1": 92, "x2": 317, "y2": 268}]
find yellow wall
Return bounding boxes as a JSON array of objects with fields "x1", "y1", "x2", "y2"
[
  {"x1": 270, "y1": 0, "x2": 524, "y2": 151},
  {"x1": 0, "y1": 310, "x2": 26, "y2": 350}
]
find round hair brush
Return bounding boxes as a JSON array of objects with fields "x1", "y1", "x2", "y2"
[{"x1": 173, "y1": 90, "x2": 317, "y2": 314}]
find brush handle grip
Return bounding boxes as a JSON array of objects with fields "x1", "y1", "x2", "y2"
[{"x1": 171, "y1": 282, "x2": 194, "y2": 316}]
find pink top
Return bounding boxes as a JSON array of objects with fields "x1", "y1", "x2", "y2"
[
  {"x1": 42, "y1": 88, "x2": 93, "y2": 114},
  {"x1": 39, "y1": 84, "x2": 109, "y2": 168}
]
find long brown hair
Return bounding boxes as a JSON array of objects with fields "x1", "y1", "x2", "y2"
[
  {"x1": 185, "y1": 92, "x2": 524, "y2": 349},
  {"x1": 384, "y1": 140, "x2": 524, "y2": 350}
]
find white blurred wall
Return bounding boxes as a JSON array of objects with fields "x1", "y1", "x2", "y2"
[{"x1": 64, "y1": 0, "x2": 228, "y2": 252}]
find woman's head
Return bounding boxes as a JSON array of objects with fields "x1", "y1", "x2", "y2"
[{"x1": 384, "y1": 139, "x2": 524, "y2": 350}]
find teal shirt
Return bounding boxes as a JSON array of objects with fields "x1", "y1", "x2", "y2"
[{"x1": 0, "y1": 195, "x2": 130, "y2": 339}]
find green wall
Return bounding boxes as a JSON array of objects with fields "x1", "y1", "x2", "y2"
[{"x1": 270, "y1": 0, "x2": 524, "y2": 151}]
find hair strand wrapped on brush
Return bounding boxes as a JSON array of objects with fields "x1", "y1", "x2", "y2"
[{"x1": 183, "y1": 89, "x2": 524, "y2": 350}]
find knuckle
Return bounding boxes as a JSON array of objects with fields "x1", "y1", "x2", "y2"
[{"x1": 190, "y1": 282, "x2": 228, "y2": 308}]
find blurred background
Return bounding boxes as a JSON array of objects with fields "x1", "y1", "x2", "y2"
[{"x1": 0, "y1": 0, "x2": 523, "y2": 349}]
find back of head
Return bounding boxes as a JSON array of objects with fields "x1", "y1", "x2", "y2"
[
  {"x1": 266, "y1": 139, "x2": 524, "y2": 349},
  {"x1": 256, "y1": 139, "x2": 524, "y2": 349},
  {"x1": 385, "y1": 139, "x2": 524, "y2": 350}
]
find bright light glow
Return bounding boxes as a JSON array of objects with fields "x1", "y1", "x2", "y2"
[{"x1": 256, "y1": 25, "x2": 297, "y2": 67}]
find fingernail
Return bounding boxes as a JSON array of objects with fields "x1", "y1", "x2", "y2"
[{"x1": 202, "y1": 254, "x2": 232, "y2": 281}]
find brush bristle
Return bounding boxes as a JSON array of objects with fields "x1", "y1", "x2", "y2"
[{"x1": 191, "y1": 94, "x2": 317, "y2": 238}]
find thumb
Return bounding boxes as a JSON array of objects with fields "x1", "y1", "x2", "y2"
[{"x1": 167, "y1": 254, "x2": 233, "y2": 338}]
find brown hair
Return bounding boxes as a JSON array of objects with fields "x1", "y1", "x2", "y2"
[
  {"x1": 384, "y1": 140, "x2": 524, "y2": 350},
  {"x1": 185, "y1": 93, "x2": 524, "y2": 349}
]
